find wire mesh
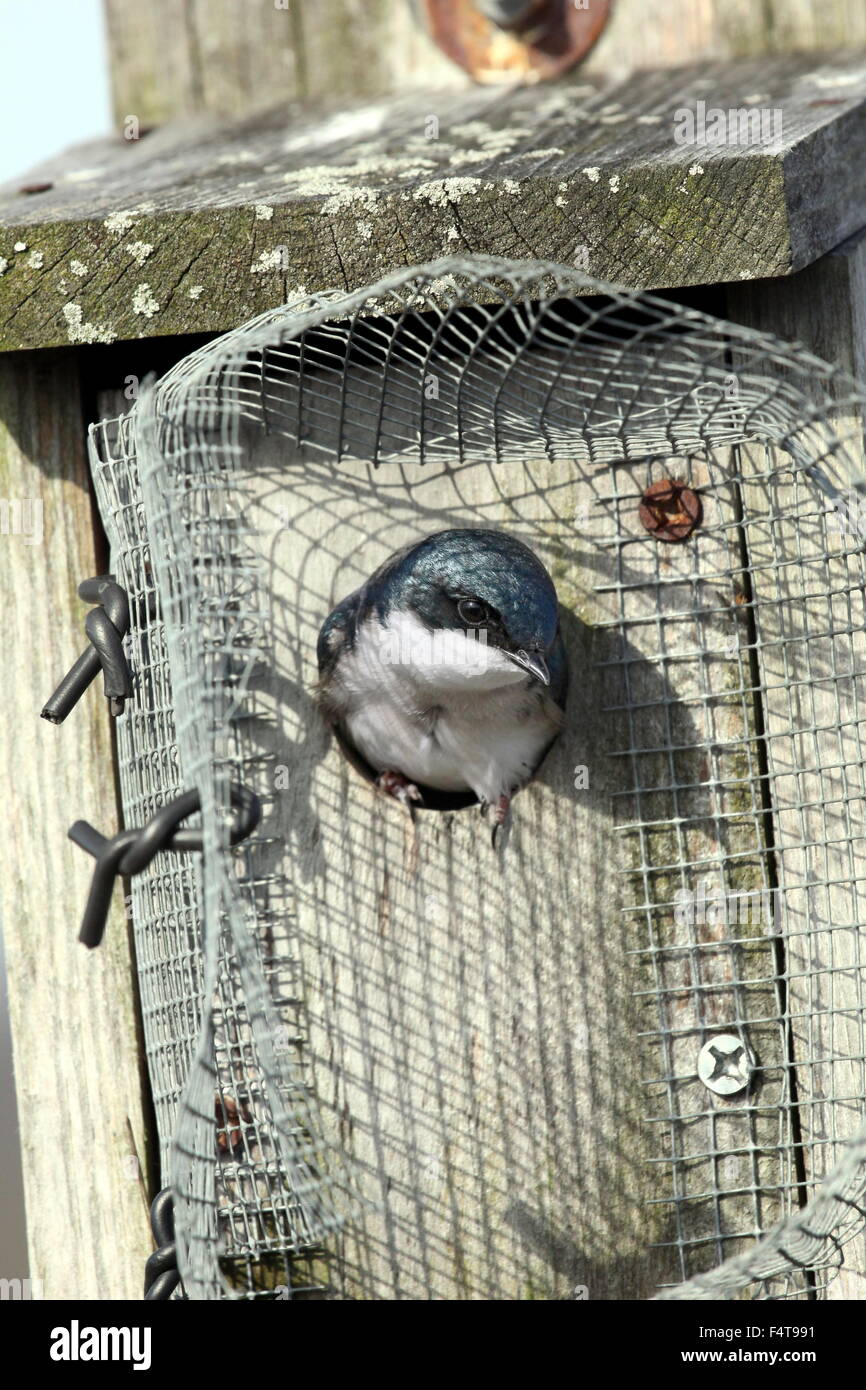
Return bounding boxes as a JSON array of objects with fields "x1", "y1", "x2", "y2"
[{"x1": 88, "y1": 254, "x2": 866, "y2": 1299}]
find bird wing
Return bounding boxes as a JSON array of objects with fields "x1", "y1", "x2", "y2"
[{"x1": 316, "y1": 586, "x2": 363, "y2": 685}]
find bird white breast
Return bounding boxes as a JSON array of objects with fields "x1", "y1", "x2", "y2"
[{"x1": 329, "y1": 611, "x2": 561, "y2": 804}]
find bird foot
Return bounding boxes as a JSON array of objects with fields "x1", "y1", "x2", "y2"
[
  {"x1": 489, "y1": 794, "x2": 512, "y2": 849},
  {"x1": 376, "y1": 770, "x2": 423, "y2": 815}
]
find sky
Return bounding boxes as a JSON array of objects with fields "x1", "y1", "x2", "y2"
[
  {"x1": 0, "y1": 0, "x2": 113, "y2": 1280},
  {"x1": 0, "y1": 0, "x2": 112, "y2": 185}
]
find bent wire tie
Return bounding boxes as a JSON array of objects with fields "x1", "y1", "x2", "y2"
[
  {"x1": 69, "y1": 783, "x2": 263, "y2": 948},
  {"x1": 42, "y1": 575, "x2": 134, "y2": 722},
  {"x1": 144, "y1": 1188, "x2": 179, "y2": 1301}
]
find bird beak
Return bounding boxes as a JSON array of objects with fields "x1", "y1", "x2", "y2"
[{"x1": 510, "y1": 649, "x2": 550, "y2": 685}]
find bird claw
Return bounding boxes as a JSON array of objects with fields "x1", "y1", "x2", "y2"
[
  {"x1": 376, "y1": 771, "x2": 423, "y2": 816},
  {"x1": 489, "y1": 795, "x2": 511, "y2": 849}
]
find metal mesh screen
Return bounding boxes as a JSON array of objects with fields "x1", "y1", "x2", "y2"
[
  {"x1": 88, "y1": 255, "x2": 866, "y2": 1299},
  {"x1": 90, "y1": 397, "x2": 359, "y2": 1301}
]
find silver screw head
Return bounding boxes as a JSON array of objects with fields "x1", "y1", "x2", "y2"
[{"x1": 697, "y1": 1034, "x2": 755, "y2": 1096}]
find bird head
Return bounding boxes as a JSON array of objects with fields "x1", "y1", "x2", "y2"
[{"x1": 368, "y1": 529, "x2": 561, "y2": 690}]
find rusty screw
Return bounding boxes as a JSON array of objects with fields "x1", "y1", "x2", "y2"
[{"x1": 638, "y1": 477, "x2": 702, "y2": 543}]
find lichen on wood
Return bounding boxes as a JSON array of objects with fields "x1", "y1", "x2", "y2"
[{"x1": 3, "y1": 51, "x2": 866, "y2": 351}]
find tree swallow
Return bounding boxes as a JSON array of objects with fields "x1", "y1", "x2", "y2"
[{"x1": 317, "y1": 529, "x2": 568, "y2": 839}]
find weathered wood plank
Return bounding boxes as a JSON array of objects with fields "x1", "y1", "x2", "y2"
[
  {"x1": 242, "y1": 400, "x2": 668, "y2": 1300},
  {"x1": 587, "y1": 0, "x2": 866, "y2": 76},
  {"x1": 604, "y1": 445, "x2": 794, "y2": 1289},
  {"x1": 101, "y1": 0, "x2": 866, "y2": 128},
  {"x1": 4, "y1": 51, "x2": 866, "y2": 350},
  {"x1": 0, "y1": 350, "x2": 152, "y2": 1298},
  {"x1": 726, "y1": 234, "x2": 866, "y2": 1298},
  {"x1": 211, "y1": 319, "x2": 792, "y2": 1297},
  {"x1": 103, "y1": 0, "x2": 460, "y2": 127}
]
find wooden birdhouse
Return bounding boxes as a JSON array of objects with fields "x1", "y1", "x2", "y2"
[{"x1": 3, "y1": 0, "x2": 866, "y2": 1302}]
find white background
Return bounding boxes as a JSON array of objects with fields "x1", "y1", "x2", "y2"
[{"x1": 0, "y1": 0, "x2": 111, "y2": 183}]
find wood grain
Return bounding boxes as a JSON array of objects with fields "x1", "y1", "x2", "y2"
[
  {"x1": 218, "y1": 329, "x2": 790, "y2": 1296},
  {"x1": 243, "y1": 417, "x2": 668, "y2": 1299},
  {"x1": 0, "y1": 350, "x2": 152, "y2": 1298},
  {"x1": 100, "y1": 1, "x2": 866, "y2": 127},
  {"x1": 726, "y1": 234, "x2": 866, "y2": 1298},
  {"x1": 586, "y1": 1, "x2": 866, "y2": 79},
  {"x1": 605, "y1": 444, "x2": 793, "y2": 1289},
  {"x1": 4, "y1": 52, "x2": 866, "y2": 349},
  {"x1": 103, "y1": 0, "x2": 460, "y2": 126}
]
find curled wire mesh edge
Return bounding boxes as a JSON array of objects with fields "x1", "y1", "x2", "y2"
[
  {"x1": 100, "y1": 252, "x2": 866, "y2": 1299},
  {"x1": 656, "y1": 1113, "x2": 866, "y2": 1300}
]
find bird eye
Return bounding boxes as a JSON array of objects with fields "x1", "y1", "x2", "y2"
[{"x1": 457, "y1": 598, "x2": 488, "y2": 626}]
